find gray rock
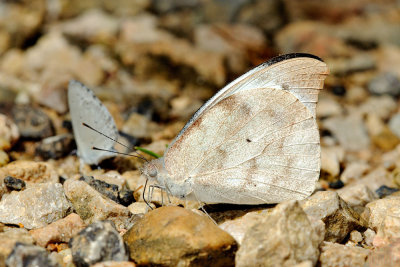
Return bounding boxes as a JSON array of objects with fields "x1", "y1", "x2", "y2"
[
  {"x1": 368, "y1": 72, "x2": 400, "y2": 96},
  {"x1": 4, "y1": 176, "x2": 25, "y2": 191},
  {"x1": 11, "y1": 105, "x2": 54, "y2": 139},
  {"x1": 323, "y1": 114, "x2": 370, "y2": 151},
  {"x1": 0, "y1": 228, "x2": 34, "y2": 265},
  {"x1": 63, "y1": 179, "x2": 132, "y2": 231},
  {"x1": 6, "y1": 243, "x2": 60, "y2": 267},
  {"x1": 124, "y1": 206, "x2": 237, "y2": 266},
  {"x1": 35, "y1": 134, "x2": 75, "y2": 160},
  {"x1": 360, "y1": 95, "x2": 397, "y2": 120},
  {"x1": 69, "y1": 221, "x2": 128, "y2": 267},
  {"x1": 319, "y1": 242, "x2": 370, "y2": 267},
  {"x1": 300, "y1": 191, "x2": 367, "y2": 242},
  {"x1": 0, "y1": 183, "x2": 71, "y2": 229},
  {"x1": 389, "y1": 113, "x2": 400, "y2": 139},
  {"x1": 236, "y1": 201, "x2": 321, "y2": 267}
]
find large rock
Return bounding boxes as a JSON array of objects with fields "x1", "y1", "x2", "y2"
[
  {"x1": 300, "y1": 191, "x2": 366, "y2": 242},
  {"x1": 0, "y1": 183, "x2": 71, "y2": 229},
  {"x1": 124, "y1": 206, "x2": 237, "y2": 266},
  {"x1": 319, "y1": 242, "x2": 370, "y2": 267},
  {"x1": 236, "y1": 201, "x2": 321, "y2": 267}
]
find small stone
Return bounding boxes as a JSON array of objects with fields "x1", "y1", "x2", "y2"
[
  {"x1": 359, "y1": 95, "x2": 397, "y2": 120},
  {"x1": 366, "y1": 238, "x2": 400, "y2": 266},
  {"x1": 328, "y1": 180, "x2": 344, "y2": 189},
  {"x1": 316, "y1": 97, "x2": 343, "y2": 119},
  {"x1": 371, "y1": 126, "x2": 400, "y2": 151},
  {"x1": 127, "y1": 202, "x2": 154, "y2": 215},
  {"x1": 300, "y1": 191, "x2": 367, "y2": 242},
  {"x1": 4, "y1": 176, "x2": 25, "y2": 191},
  {"x1": 63, "y1": 179, "x2": 132, "y2": 231},
  {"x1": 0, "y1": 160, "x2": 59, "y2": 184},
  {"x1": 368, "y1": 72, "x2": 400, "y2": 96},
  {"x1": 340, "y1": 161, "x2": 370, "y2": 184},
  {"x1": 79, "y1": 175, "x2": 119, "y2": 203},
  {"x1": 0, "y1": 183, "x2": 71, "y2": 229},
  {"x1": 328, "y1": 53, "x2": 376, "y2": 75},
  {"x1": 29, "y1": 213, "x2": 86, "y2": 247},
  {"x1": 0, "y1": 114, "x2": 19, "y2": 151},
  {"x1": 321, "y1": 146, "x2": 344, "y2": 179},
  {"x1": 118, "y1": 188, "x2": 135, "y2": 207},
  {"x1": 389, "y1": 113, "x2": 400, "y2": 139},
  {"x1": 373, "y1": 212, "x2": 400, "y2": 248},
  {"x1": 124, "y1": 206, "x2": 237, "y2": 266},
  {"x1": 6, "y1": 243, "x2": 59, "y2": 267},
  {"x1": 236, "y1": 200, "x2": 321, "y2": 267},
  {"x1": 350, "y1": 230, "x2": 363, "y2": 243},
  {"x1": 0, "y1": 228, "x2": 34, "y2": 264},
  {"x1": 0, "y1": 150, "x2": 9, "y2": 168},
  {"x1": 363, "y1": 228, "x2": 376, "y2": 246},
  {"x1": 364, "y1": 196, "x2": 400, "y2": 231},
  {"x1": 337, "y1": 184, "x2": 378, "y2": 207},
  {"x1": 376, "y1": 185, "x2": 399, "y2": 199},
  {"x1": 11, "y1": 105, "x2": 54, "y2": 139},
  {"x1": 319, "y1": 242, "x2": 370, "y2": 267},
  {"x1": 35, "y1": 134, "x2": 75, "y2": 160},
  {"x1": 121, "y1": 112, "x2": 161, "y2": 139},
  {"x1": 323, "y1": 114, "x2": 370, "y2": 151},
  {"x1": 70, "y1": 221, "x2": 128, "y2": 267}
]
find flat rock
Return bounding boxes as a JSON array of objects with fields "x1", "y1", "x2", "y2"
[
  {"x1": 300, "y1": 191, "x2": 366, "y2": 242},
  {"x1": 323, "y1": 114, "x2": 370, "y2": 151},
  {"x1": 63, "y1": 179, "x2": 132, "y2": 231},
  {"x1": 236, "y1": 200, "x2": 321, "y2": 267},
  {"x1": 69, "y1": 221, "x2": 128, "y2": 267},
  {"x1": 319, "y1": 242, "x2": 370, "y2": 267},
  {"x1": 124, "y1": 206, "x2": 237, "y2": 267},
  {"x1": 29, "y1": 213, "x2": 86, "y2": 247},
  {"x1": 0, "y1": 160, "x2": 59, "y2": 184},
  {"x1": 0, "y1": 183, "x2": 71, "y2": 229}
]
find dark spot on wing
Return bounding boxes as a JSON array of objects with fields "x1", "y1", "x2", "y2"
[{"x1": 246, "y1": 138, "x2": 251, "y2": 142}]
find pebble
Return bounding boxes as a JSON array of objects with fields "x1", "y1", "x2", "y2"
[
  {"x1": 368, "y1": 72, "x2": 400, "y2": 96},
  {"x1": 364, "y1": 196, "x2": 400, "y2": 231},
  {"x1": 340, "y1": 161, "x2": 370, "y2": 184},
  {"x1": 11, "y1": 105, "x2": 54, "y2": 139},
  {"x1": 236, "y1": 200, "x2": 321, "y2": 267},
  {"x1": 337, "y1": 184, "x2": 378, "y2": 207},
  {"x1": 300, "y1": 191, "x2": 367, "y2": 242},
  {"x1": 0, "y1": 183, "x2": 71, "y2": 229},
  {"x1": 0, "y1": 160, "x2": 59, "y2": 184},
  {"x1": 91, "y1": 262, "x2": 136, "y2": 267},
  {"x1": 4, "y1": 176, "x2": 26, "y2": 191},
  {"x1": 124, "y1": 206, "x2": 237, "y2": 266},
  {"x1": 363, "y1": 228, "x2": 376, "y2": 247},
  {"x1": 63, "y1": 179, "x2": 133, "y2": 231},
  {"x1": 328, "y1": 53, "x2": 376, "y2": 75},
  {"x1": 6, "y1": 243, "x2": 60, "y2": 267},
  {"x1": 319, "y1": 241, "x2": 370, "y2": 267},
  {"x1": 127, "y1": 202, "x2": 154, "y2": 215},
  {"x1": 35, "y1": 134, "x2": 75, "y2": 160},
  {"x1": 373, "y1": 212, "x2": 400, "y2": 247},
  {"x1": 349, "y1": 230, "x2": 363, "y2": 243},
  {"x1": 0, "y1": 114, "x2": 19, "y2": 151},
  {"x1": 359, "y1": 95, "x2": 397, "y2": 120},
  {"x1": 69, "y1": 220, "x2": 128, "y2": 267},
  {"x1": 375, "y1": 185, "x2": 399, "y2": 199},
  {"x1": 121, "y1": 112, "x2": 161, "y2": 139},
  {"x1": 389, "y1": 113, "x2": 400, "y2": 139},
  {"x1": 316, "y1": 97, "x2": 343, "y2": 119},
  {"x1": 320, "y1": 146, "x2": 344, "y2": 179},
  {"x1": 29, "y1": 213, "x2": 86, "y2": 247},
  {"x1": 0, "y1": 228, "x2": 34, "y2": 263},
  {"x1": 323, "y1": 114, "x2": 370, "y2": 151}
]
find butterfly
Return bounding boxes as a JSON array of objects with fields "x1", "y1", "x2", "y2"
[
  {"x1": 142, "y1": 53, "x2": 329, "y2": 204},
  {"x1": 68, "y1": 80, "x2": 118, "y2": 165}
]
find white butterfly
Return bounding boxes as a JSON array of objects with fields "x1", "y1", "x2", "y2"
[
  {"x1": 68, "y1": 80, "x2": 118, "y2": 165},
  {"x1": 142, "y1": 53, "x2": 329, "y2": 204}
]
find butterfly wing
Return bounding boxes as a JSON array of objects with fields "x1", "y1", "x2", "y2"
[
  {"x1": 68, "y1": 80, "x2": 118, "y2": 165},
  {"x1": 164, "y1": 55, "x2": 329, "y2": 204},
  {"x1": 170, "y1": 53, "x2": 328, "y2": 147}
]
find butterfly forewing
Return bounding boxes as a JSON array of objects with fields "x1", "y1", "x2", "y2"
[{"x1": 68, "y1": 81, "x2": 118, "y2": 165}]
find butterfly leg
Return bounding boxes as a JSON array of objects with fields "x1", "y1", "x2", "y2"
[{"x1": 142, "y1": 178, "x2": 154, "y2": 210}]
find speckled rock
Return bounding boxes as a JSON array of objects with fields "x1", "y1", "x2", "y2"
[
  {"x1": 0, "y1": 183, "x2": 71, "y2": 229},
  {"x1": 366, "y1": 238, "x2": 400, "y2": 267},
  {"x1": 319, "y1": 242, "x2": 370, "y2": 267},
  {"x1": 0, "y1": 228, "x2": 34, "y2": 265},
  {"x1": 35, "y1": 134, "x2": 75, "y2": 160},
  {"x1": 4, "y1": 176, "x2": 26, "y2": 191},
  {"x1": 63, "y1": 179, "x2": 132, "y2": 231},
  {"x1": 364, "y1": 196, "x2": 400, "y2": 231},
  {"x1": 236, "y1": 201, "x2": 321, "y2": 267},
  {"x1": 373, "y1": 211, "x2": 400, "y2": 248},
  {"x1": 29, "y1": 213, "x2": 85, "y2": 247},
  {"x1": 300, "y1": 191, "x2": 367, "y2": 242},
  {"x1": 69, "y1": 220, "x2": 128, "y2": 267},
  {"x1": 368, "y1": 72, "x2": 400, "y2": 97},
  {"x1": 0, "y1": 161, "x2": 59, "y2": 184},
  {"x1": 6, "y1": 243, "x2": 59, "y2": 267},
  {"x1": 124, "y1": 206, "x2": 237, "y2": 267},
  {"x1": 11, "y1": 105, "x2": 54, "y2": 139}
]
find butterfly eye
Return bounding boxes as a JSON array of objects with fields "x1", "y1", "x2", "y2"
[{"x1": 148, "y1": 168, "x2": 157, "y2": 178}]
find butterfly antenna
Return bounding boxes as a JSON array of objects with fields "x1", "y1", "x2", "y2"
[
  {"x1": 83, "y1": 122, "x2": 147, "y2": 162},
  {"x1": 92, "y1": 147, "x2": 148, "y2": 162}
]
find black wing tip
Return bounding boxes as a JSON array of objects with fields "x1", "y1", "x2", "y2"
[{"x1": 266, "y1": 53, "x2": 324, "y2": 66}]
